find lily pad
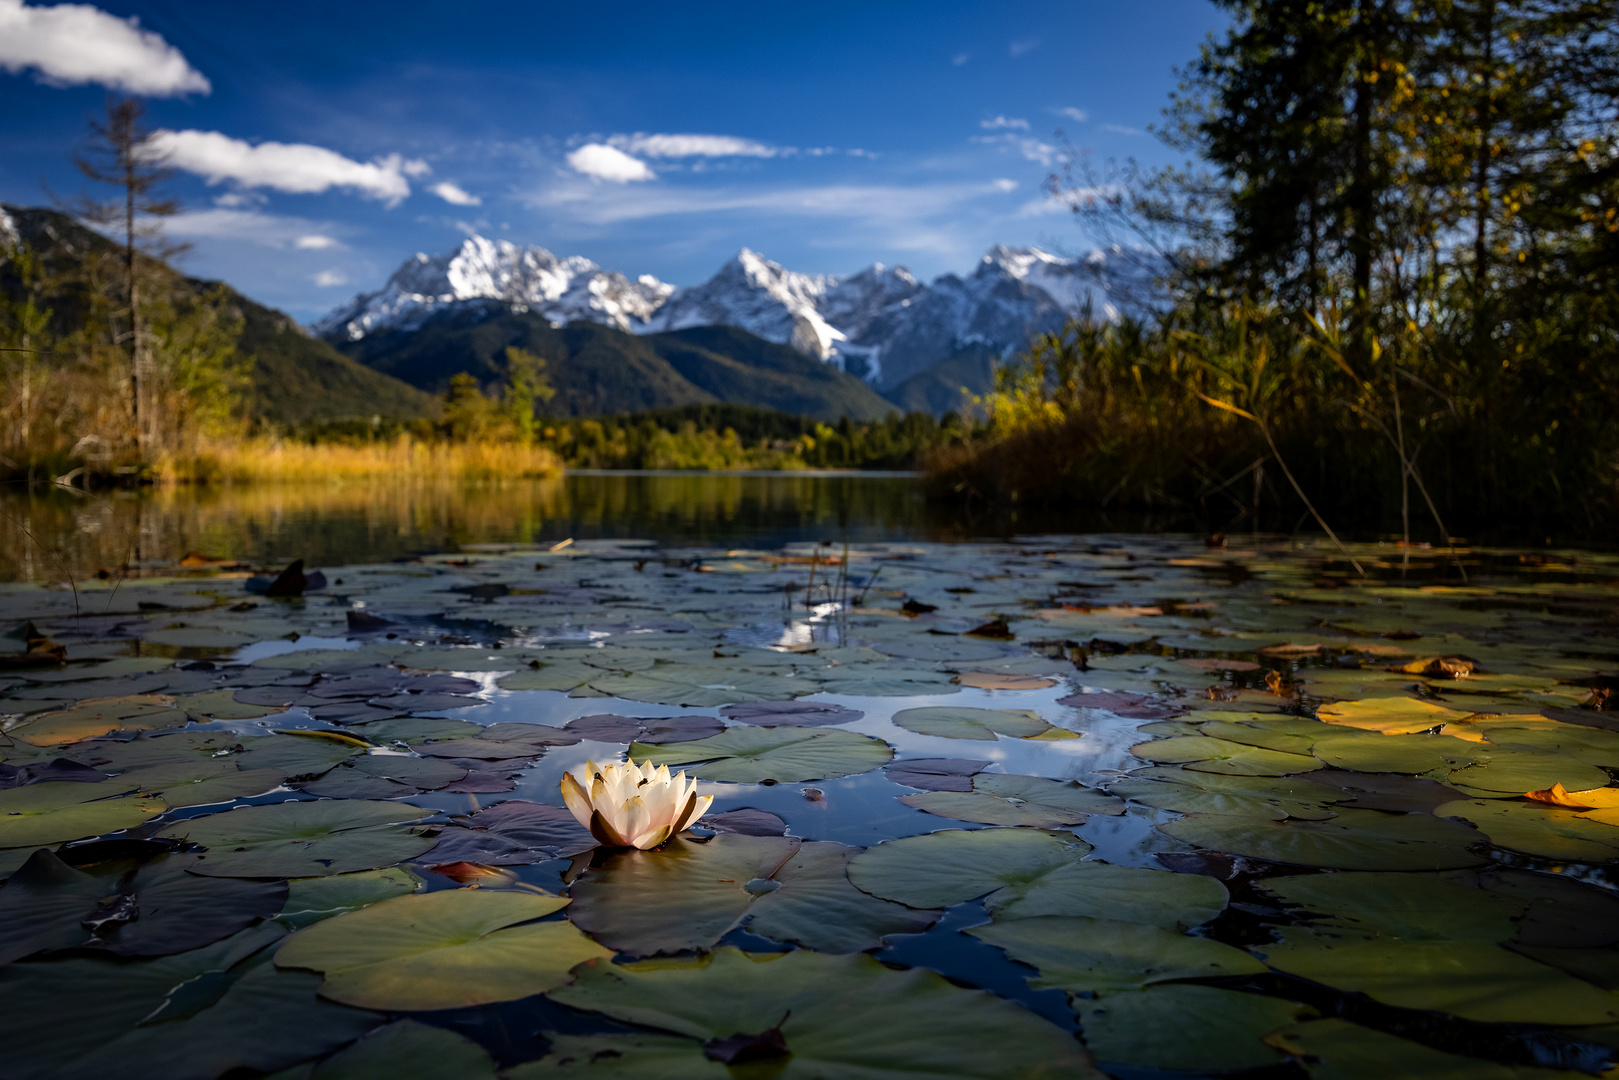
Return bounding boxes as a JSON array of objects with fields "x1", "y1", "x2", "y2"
[
  {"x1": 892, "y1": 706, "x2": 1072, "y2": 741},
  {"x1": 1160, "y1": 808, "x2": 1487, "y2": 870},
  {"x1": 1076, "y1": 986, "x2": 1308, "y2": 1072},
  {"x1": 1312, "y1": 732, "x2": 1482, "y2": 774},
  {"x1": 121, "y1": 760, "x2": 289, "y2": 807},
  {"x1": 1257, "y1": 871, "x2": 1525, "y2": 943},
  {"x1": 12, "y1": 695, "x2": 190, "y2": 746},
  {"x1": 296, "y1": 755, "x2": 467, "y2": 799},
  {"x1": 278, "y1": 868, "x2": 422, "y2": 930},
  {"x1": 1264, "y1": 1018, "x2": 1528, "y2": 1080},
  {"x1": 1130, "y1": 734, "x2": 1324, "y2": 775},
  {"x1": 968, "y1": 915, "x2": 1267, "y2": 992},
  {"x1": 988, "y1": 859, "x2": 1230, "y2": 927},
  {"x1": 630, "y1": 727, "x2": 892, "y2": 783},
  {"x1": 1445, "y1": 749, "x2": 1609, "y2": 795},
  {"x1": 0, "y1": 924, "x2": 381, "y2": 1080},
  {"x1": 543, "y1": 947, "x2": 1100, "y2": 1078},
  {"x1": 1253, "y1": 935, "x2": 1619, "y2": 1024},
  {"x1": 1316, "y1": 696, "x2": 1474, "y2": 735},
  {"x1": 310, "y1": 1020, "x2": 498, "y2": 1080},
  {"x1": 1433, "y1": 798, "x2": 1619, "y2": 862},
  {"x1": 900, "y1": 774, "x2": 1124, "y2": 828},
  {"x1": 276, "y1": 888, "x2": 611, "y2": 1010},
  {"x1": 160, "y1": 799, "x2": 436, "y2": 877},
  {"x1": 884, "y1": 758, "x2": 989, "y2": 791},
  {"x1": 506, "y1": 1033, "x2": 726, "y2": 1078},
  {"x1": 847, "y1": 828, "x2": 1092, "y2": 910},
  {"x1": 1110, "y1": 776, "x2": 1336, "y2": 821},
  {"x1": 563, "y1": 714, "x2": 724, "y2": 744},
  {"x1": 0, "y1": 782, "x2": 164, "y2": 849},
  {"x1": 720, "y1": 700, "x2": 864, "y2": 726},
  {"x1": 568, "y1": 834, "x2": 939, "y2": 955}
]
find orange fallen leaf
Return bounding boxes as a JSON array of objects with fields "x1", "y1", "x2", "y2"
[{"x1": 1525, "y1": 783, "x2": 1619, "y2": 811}]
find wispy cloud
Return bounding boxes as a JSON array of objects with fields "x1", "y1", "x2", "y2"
[
  {"x1": 429, "y1": 181, "x2": 481, "y2": 206},
  {"x1": 313, "y1": 269, "x2": 348, "y2": 287},
  {"x1": 1102, "y1": 123, "x2": 1145, "y2": 136},
  {"x1": 1053, "y1": 107, "x2": 1089, "y2": 123},
  {"x1": 295, "y1": 234, "x2": 340, "y2": 250},
  {"x1": 0, "y1": 0, "x2": 209, "y2": 96},
  {"x1": 1009, "y1": 37, "x2": 1040, "y2": 57},
  {"x1": 614, "y1": 133, "x2": 779, "y2": 159},
  {"x1": 980, "y1": 116, "x2": 1030, "y2": 131},
  {"x1": 151, "y1": 130, "x2": 421, "y2": 205},
  {"x1": 566, "y1": 143, "x2": 655, "y2": 183},
  {"x1": 951, "y1": 51, "x2": 970, "y2": 66},
  {"x1": 971, "y1": 133, "x2": 1064, "y2": 167},
  {"x1": 159, "y1": 208, "x2": 342, "y2": 247}
]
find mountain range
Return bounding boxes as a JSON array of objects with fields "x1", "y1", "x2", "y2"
[{"x1": 316, "y1": 237, "x2": 1148, "y2": 412}]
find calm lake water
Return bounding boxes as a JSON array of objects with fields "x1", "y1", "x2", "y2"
[{"x1": 0, "y1": 471, "x2": 1147, "y2": 583}]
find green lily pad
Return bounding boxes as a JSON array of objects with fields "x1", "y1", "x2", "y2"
[
  {"x1": 1130, "y1": 735, "x2": 1323, "y2": 775},
  {"x1": 0, "y1": 782, "x2": 164, "y2": 849},
  {"x1": 176, "y1": 689, "x2": 289, "y2": 721},
  {"x1": 543, "y1": 947, "x2": 1100, "y2": 1078},
  {"x1": 988, "y1": 859, "x2": 1230, "y2": 927},
  {"x1": 1264, "y1": 1018, "x2": 1529, "y2": 1080},
  {"x1": 12, "y1": 696, "x2": 190, "y2": 746},
  {"x1": 901, "y1": 774, "x2": 1125, "y2": 828},
  {"x1": 1110, "y1": 776, "x2": 1336, "y2": 821},
  {"x1": 847, "y1": 828, "x2": 1091, "y2": 909},
  {"x1": 892, "y1": 706, "x2": 1071, "y2": 741},
  {"x1": 630, "y1": 727, "x2": 892, "y2": 783},
  {"x1": 587, "y1": 669, "x2": 806, "y2": 708},
  {"x1": 567, "y1": 834, "x2": 939, "y2": 956},
  {"x1": 1312, "y1": 732, "x2": 1481, "y2": 774},
  {"x1": 1253, "y1": 935, "x2": 1619, "y2": 1024},
  {"x1": 1258, "y1": 871, "x2": 1526, "y2": 943},
  {"x1": 506, "y1": 1033, "x2": 726, "y2": 1078},
  {"x1": 296, "y1": 754, "x2": 467, "y2": 798},
  {"x1": 1160, "y1": 808, "x2": 1487, "y2": 870},
  {"x1": 1073, "y1": 986, "x2": 1309, "y2": 1072},
  {"x1": 278, "y1": 868, "x2": 423, "y2": 930},
  {"x1": 1433, "y1": 798, "x2": 1619, "y2": 862},
  {"x1": 0, "y1": 924, "x2": 381, "y2": 1080},
  {"x1": 497, "y1": 662, "x2": 600, "y2": 693},
  {"x1": 159, "y1": 799, "x2": 436, "y2": 877},
  {"x1": 276, "y1": 888, "x2": 611, "y2": 1010},
  {"x1": 121, "y1": 760, "x2": 289, "y2": 807},
  {"x1": 0, "y1": 849, "x2": 287, "y2": 963},
  {"x1": 348, "y1": 717, "x2": 484, "y2": 744},
  {"x1": 968, "y1": 915, "x2": 1267, "y2": 992},
  {"x1": 1446, "y1": 749, "x2": 1610, "y2": 794},
  {"x1": 310, "y1": 1020, "x2": 497, "y2": 1080}
]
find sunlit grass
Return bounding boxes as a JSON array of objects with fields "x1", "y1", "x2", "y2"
[{"x1": 157, "y1": 437, "x2": 564, "y2": 484}]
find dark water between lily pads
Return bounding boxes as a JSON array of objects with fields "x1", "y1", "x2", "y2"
[{"x1": 3, "y1": 477, "x2": 1619, "y2": 1078}]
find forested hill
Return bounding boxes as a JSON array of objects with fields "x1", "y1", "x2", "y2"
[
  {"x1": 330, "y1": 305, "x2": 901, "y2": 422},
  {"x1": 2, "y1": 205, "x2": 434, "y2": 426}
]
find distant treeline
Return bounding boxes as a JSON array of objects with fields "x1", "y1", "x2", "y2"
[{"x1": 301, "y1": 402, "x2": 963, "y2": 471}]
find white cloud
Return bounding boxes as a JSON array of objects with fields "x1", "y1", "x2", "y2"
[
  {"x1": 1054, "y1": 107, "x2": 1088, "y2": 123},
  {"x1": 212, "y1": 191, "x2": 264, "y2": 208},
  {"x1": 615, "y1": 133, "x2": 779, "y2": 159},
  {"x1": 566, "y1": 143, "x2": 655, "y2": 183},
  {"x1": 429, "y1": 181, "x2": 481, "y2": 206},
  {"x1": 1102, "y1": 124, "x2": 1145, "y2": 136},
  {"x1": 158, "y1": 208, "x2": 338, "y2": 247},
  {"x1": 1009, "y1": 38, "x2": 1040, "y2": 57},
  {"x1": 0, "y1": 0, "x2": 209, "y2": 96},
  {"x1": 313, "y1": 270, "x2": 348, "y2": 287},
  {"x1": 971, "y1": 133, "x2": 1063, "y2": 166},
  {"x1": 952, "y1": 52, "x2": 970, "y2": 66},
  {"x1": 981, "y1": 116, "x2": 1030, "y2": 131},
  {"x1": 401, "y1": 159, "x2": 433, "y2": 178},
  {"x1": 991, "y1": 178, "x2": 1018, "y2": 193},
  {"x1": 295, "y1": 234, "x2": 339, "y2": 249},
  {"x1": 149, "y1": 130, "x2": 415, "y2": 204}
]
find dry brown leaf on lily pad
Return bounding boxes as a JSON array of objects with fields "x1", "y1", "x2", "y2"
[
  {"x1": 1524, "y1": 782, "x2": 1619, "y2": 811},
  {"x1": 953, "y1": 671, "x2": 1057, "y2": 691}
]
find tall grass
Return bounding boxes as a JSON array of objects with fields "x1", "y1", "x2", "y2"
[{"x1": 161, "y1": 436, "x2": 563, "y2": 484}]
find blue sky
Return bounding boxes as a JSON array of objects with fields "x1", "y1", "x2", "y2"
[{"x1": 0, "y1": 0, "x2": 1226, "y2": 321}]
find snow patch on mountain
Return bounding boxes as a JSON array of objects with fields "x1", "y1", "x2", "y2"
[{"x1": 316, "y1": 235, "x2": 1152, "y2": 390}]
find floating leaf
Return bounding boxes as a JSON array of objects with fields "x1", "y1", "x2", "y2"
[
  {"x1": 121, "y1": 760, "x2": 288, "y2": 807},
  {"x1": 1316, "y1": 696, "x2": 1473, "y2": 735},
  {"x1": 1311, "y1": 732, "x2": 1481, "y2": 774},
  {"x1": 847, "y1": 828, "x2": 1091, "y2": 910},
  {"x1": 1433, "y1": 798, "x2": 1619, "y2": 862},
  {"x1": 630, "y1": 727, "x2": 891, "y2": 783},
  {"x1": 0, "y1": 782, "x2": 164, "y2": 849},
  {"x1": 954, "y1": 671, "x2": 1057, "y2": 690},
  {"x1": 1130, "y1": 735, "x2": 1323, "y2": 775},
  {"x1": 278, "y1": 868, "x2": 421, "y2": 930},
  {"x1": 1264, "y1": 1018, "x2": 1525, "y2": 1080},
  {"x1": 296, "y1": 755, "x2": 467, "y2": 798},
  {"x1": 1075, "y1": 986, "x2": 1308, "y2": 1072},
  {"x1": 901, "y1": 774, "x2": 1124, "y2": 828},
  {"x1": 1257, "y1": 871, "x2": 1525, "y2": 943},
  {"x1": 968, "y1": 915, "x2": 1267, "y2": 992},
  {"x1": 506, "y1": 1033, "x2": 725, "y2": 1078},
  {"x1": 884, "y1": 758, "x2": 989, "y2": 791},
  {"x1": 0, "y1": 925, "x2": 380, "y2": 1080},
  {"x1": 703, "y1": 808, "x2": 787, "y2": 836},
  {"x1": 1253, "y1": 934, "x2": 1619, "y2": 1024},
  {"x1": 160, "y1": 799, "x2": 435, "y2": 877},
  {"x1": 892, "y1": 706, "x2": 1069, "y2": 741},
  {"x1": 276, "y1": 889, "x2": 610, "y2": 1010},
  {"x1": 1446, "y1": 749, "x2": 1609, "y2": 794},
  {"x1": 1160, "y1": 808, "x2": 1486, "y2": 870},
  {"x1": 1525, "y1": 783, "x2": 1619, "y2": 810},
  {"x1": 12, "y1": 695, "x2": 189, "y2": 746},
  {"x1": 568, "y1": 834, "x2": 938, "y2": 956},
  {"x1": 719, "y1": 700, "x2": 864, "y2": 727},
  {"x1": 563, "y1": 714, "x2": 724, "y2": 744},
  {"x1": 987, "y1": 859, "x2": 1230, "y2": 927},
  {"x1": 542, "y1": 947, "x2": 1099, "y2": 1078},
  {"x1": 309, "y1": 1020, "x2": 497, "y2": 1080},
  {"x1": 1110, "y1": 775, "x2": 1335, "y2": 821}
]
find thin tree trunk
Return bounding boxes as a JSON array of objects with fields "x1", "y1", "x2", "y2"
[{"x1": 1473, "y1": 0, "x2": 1495, "y2": 297}]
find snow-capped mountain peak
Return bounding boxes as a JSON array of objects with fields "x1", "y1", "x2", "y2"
[{"x1": 316, "y1": 237, "x2": 1149, "y2": 390}]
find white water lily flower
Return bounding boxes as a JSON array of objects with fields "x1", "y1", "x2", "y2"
[{"x1": 560, "y1": 757, "x2": 714, "y2": 849}]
